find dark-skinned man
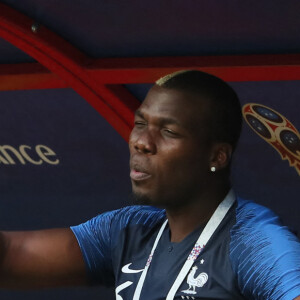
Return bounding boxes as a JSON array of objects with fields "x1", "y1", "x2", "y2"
[{"x1": 0, "y1": 70, "x2": 300, "y2": 299}]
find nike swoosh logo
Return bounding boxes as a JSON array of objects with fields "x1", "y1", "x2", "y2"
[{"x1": 121, "y1": 263, "x2": 144, "y2": 274}]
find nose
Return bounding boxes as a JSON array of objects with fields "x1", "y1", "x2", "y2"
[{"x1": 130, "y1": 129, "x2": 157, "y2": 155}]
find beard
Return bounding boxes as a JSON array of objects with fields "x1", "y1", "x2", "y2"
[
  {"x1": 129, "y1": 189, "x2": 187, "y2": 210},
  {"x1": 129, "y1": 181, "x2": 205, "y2": 211},
  {"x1": 129, "y1": 191, "x2": 153, "y2": 206}
]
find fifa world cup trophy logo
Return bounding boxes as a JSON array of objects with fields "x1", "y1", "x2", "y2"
[{"x1": 243, "y1": 103, "x2": 300, "y2": 176}]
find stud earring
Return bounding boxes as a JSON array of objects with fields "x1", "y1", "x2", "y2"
[{"x1": 210, "y1": 166, "x2": 216, "y2": 172}]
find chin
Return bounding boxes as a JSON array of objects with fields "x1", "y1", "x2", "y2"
[
  {"x1": 130, "y1": 190, "x2": 152, "y2": 205},
  {"x1": 130, "y1": 191, "x2": 170, "y2": 209}
]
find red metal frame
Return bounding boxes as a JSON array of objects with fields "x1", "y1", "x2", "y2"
[
  {"x1": 0, "y1": 3, "x2": 139, "y2": 141},
  {"x1": 0, "y1": 3, "x2": 299, "y2": 140},
  {"x1": 1, "y1": 54, "x2": 300, "y2": 91}
]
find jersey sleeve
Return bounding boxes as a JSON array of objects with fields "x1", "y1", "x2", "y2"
[
  {"x1": 230, "y1": 199, "x2": 300, "y2": 300},
  {"x1": 70, "y1": 209, "x2": 120, "y2": 285}
]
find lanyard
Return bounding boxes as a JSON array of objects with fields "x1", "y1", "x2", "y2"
[{"x1": 133, "y1": 189, "x2": 236, "y2": 300}]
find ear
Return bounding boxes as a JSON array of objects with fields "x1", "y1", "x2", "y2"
[{"x1": 209, "y1": 143, "x2": 233, "y2": 171}]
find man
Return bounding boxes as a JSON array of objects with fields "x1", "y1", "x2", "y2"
[{"x1": 0, "y1": 70, "x2": 300, "y2": 299}]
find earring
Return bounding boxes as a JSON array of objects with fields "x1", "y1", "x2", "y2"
[{"x1": 210, "y1": 166, "x2": 216, "y2": 172}]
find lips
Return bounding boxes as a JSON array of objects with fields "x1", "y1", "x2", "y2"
[
  {"x1": 130, "y1": 169, "x2": 151, "y2": 181},
  {"x1": 130, "y1": 161, "x2": 152, "y2": 181}
]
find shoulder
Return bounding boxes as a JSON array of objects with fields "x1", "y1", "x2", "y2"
[
  {"x1": 230, "y1": 198, "x2": 300, "y2": 299},
  {"x1": 231, "y1": 198, "x2": 298, "y2": 248},
  {"x1": 70, "y1": 206, "x2": 165, "y2": 284},
  {"x1": 232, "y1": 198, "x2": 281, "y2": 232},
  {"x1": 71, "y1": 205, "x2": 165, "y2": 244},
  {"x1": 114, "y1": 205, "x2": 165, "y2": 225},
  {"x1": 77, "y1": 205, "x2": 166, "y2": 237}
]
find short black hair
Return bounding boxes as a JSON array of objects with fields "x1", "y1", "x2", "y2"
[{"x1": 156, "y1": 70, "x2": 242, "y2": 151}]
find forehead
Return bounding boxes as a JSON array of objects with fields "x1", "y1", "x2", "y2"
[{"x1": 138, "y1": 86, "x2": 211, "y2": 127}]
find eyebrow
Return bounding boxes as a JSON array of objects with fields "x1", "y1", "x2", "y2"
[
  {"x1": 134, "y1": 109, "x2": 181, "y2": 126},
  {"x1": 134, "y1": 109, "x2": 144, "y2": 118}
]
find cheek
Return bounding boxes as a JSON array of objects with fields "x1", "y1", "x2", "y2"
[
  {"x1": 128, "y1": 131, "x2": 137, "y2": 152},
  {"x1": 158, "y1": 152, "x2": 197, "y2": 179},
  {"x1": 161, "y1": 148, "x2": 210, "y2": 178}
]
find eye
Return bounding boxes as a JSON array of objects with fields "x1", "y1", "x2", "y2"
[
  {"x1": 134, "y1": 120, "x2": 146, "y2": 128},
  {"x1": 162, "y1": 128, "x2": 179, "y2": 137}
]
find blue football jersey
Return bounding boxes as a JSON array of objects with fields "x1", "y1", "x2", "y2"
[{"x1": 71, "y1": 198, "x2": 300, "y2": 299}]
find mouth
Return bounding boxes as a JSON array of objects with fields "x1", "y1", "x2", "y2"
[
  {"x1": 130, "y1": 169, "x2": 152, "y2": 181},
  {"x1": 130, "y1": 163, "x2": 152, "y2": 182}
]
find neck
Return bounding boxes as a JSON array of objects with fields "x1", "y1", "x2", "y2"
[{"x1": 166, "y1": 184, "x2": 230, "y2": 243}]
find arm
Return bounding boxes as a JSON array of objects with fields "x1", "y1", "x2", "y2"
[{"x1": 0, "y1": 228, "x2": 87, "y2": 288}]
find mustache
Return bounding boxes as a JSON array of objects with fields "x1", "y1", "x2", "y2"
[{"x1": 130, "y1": 156, "x2": 151, "y2": 174}]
